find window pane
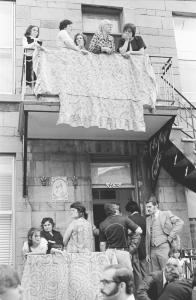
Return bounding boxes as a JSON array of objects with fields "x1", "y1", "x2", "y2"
[
  {"x1": 173, "y1": 16, "x2": 196, "y2": 103},
  {"x1": 0, "y1": 2, "x2": 14, "y2": 94},
  {"x1": 83, "y1": 14, "x2": 120, "y2": 33},
  {"x1": 91, "y1": 163, "x2": 132, "y2": 186},
  {"x1": 173, "y1": 16, "x2": 196, "y2": 60}
]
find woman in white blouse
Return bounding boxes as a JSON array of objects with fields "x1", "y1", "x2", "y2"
[
  {"x1": 22, "y1": 25, "x2": 42, "y2": 87},
  {"x1": 22, "y1": 227, "x2": 48, "y2": 256},
  {"x1": 56, "y1": 19, "x2": 88, "y2": 54}
]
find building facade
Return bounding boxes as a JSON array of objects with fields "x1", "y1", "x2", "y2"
[{"x1": 0, "y1": 0, "x2": 196, "y2": 275}]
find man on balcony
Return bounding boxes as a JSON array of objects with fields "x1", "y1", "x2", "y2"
[{"x1": 145, "y1": 195, "x2": 184, "y2": 272}]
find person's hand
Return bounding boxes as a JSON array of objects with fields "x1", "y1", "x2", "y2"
[
  {"x1": 122, "y1": 32, "x2": 131, "y2": 41},
  {"x1": 146, "y1": 255, "x2": 151, "y2": 263},
  {"x1": 121, "y1": 52, "x2": 130, "y2": 59},
  {"x1": 81, "y1": 49, "x2": 88, "y2": 55},
  {"x1": 101, "y1": 47, "x2": 112, "y2": 54}
]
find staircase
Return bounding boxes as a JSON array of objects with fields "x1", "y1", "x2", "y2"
[{"x1": 153, "y1": 56, "x2": 196, "y2": 192}]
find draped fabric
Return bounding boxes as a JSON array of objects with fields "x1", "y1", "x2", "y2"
[
  {"x1": 33, "y1": 48, "x2": 157, "y2": 132},
  {"x1": 21, "y1": 252, "x2": 116, "y2": 300}
]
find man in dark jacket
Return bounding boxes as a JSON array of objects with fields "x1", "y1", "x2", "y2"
[
  {"x1": 158, "y1": 279, "x2": 192, "y2": 300},
  {"x1": 99, "y1": 203, "x2": 142, "y2": 270},
  {"x1": 137, "y1": 257, "x2": 182, "y2": 300},
  {"x1": 125, "y1": 200, "x2": 147, "y2": 290}
]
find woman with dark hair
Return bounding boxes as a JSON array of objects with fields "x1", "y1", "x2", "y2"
[
  {"x1": 74, "y1": 33, "x2": 87, "y2": 50},
  {"x1": 40, "y1": 217, "x2": 63, "y2": 254},
  {"x1": 22, "y1": 227, "x2": 48, "y2": 255},
  {"x1": 56, "y1": 19, "x2": 88, "y2": 54},
  {"x1": 63, "y1": 201, "x2": 94, "y2": 252},
  {"x1": 22, "y1": 25, "x2": 42, "y2": 87},
  {"x1": 117, "y1": 23, "x2": 146, "y2": 57}
]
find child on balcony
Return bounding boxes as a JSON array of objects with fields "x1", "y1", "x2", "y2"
[
  {"x1": 22, "y1": 227, "x2": 48, "y2": 256},
  {"x1": 117, "y1": 23, "x2": 146, "y2": 58}
]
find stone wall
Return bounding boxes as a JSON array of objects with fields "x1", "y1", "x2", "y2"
[
  {"x1": 15, "y1": 0, "x2": 183, "y2": 92},
  {"x1": 156, "y1": 167, "x2": 192, "y2": 248}
]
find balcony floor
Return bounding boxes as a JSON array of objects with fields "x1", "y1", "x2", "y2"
[{"x1": 19, "y1": 99, "x2": 177, "y2": 141}]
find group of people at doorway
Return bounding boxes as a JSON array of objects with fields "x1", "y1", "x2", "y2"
[
  {"x1": 18, "y1": 195, "x2": 195, "y2": 299},
  {"x1": 22, "y1": 19, "x2": 146, "y2": 88}
]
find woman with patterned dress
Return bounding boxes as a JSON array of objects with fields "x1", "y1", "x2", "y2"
[
  {"x1": 22, "y1": 25, "x2": 42, "y2": 87},
  {"x1": 89, "y1": 19, "x2": 115, "y2": 54},
  {"x1": 63, "y1": 202, "x2": 94, "y2": 252}
]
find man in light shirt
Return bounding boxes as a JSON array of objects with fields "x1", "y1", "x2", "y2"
[
  {"x1": 145, "y1": 195, "x2": 184, "y2": 272},
  {"x1": 100, "y1": 264, "x2": 135, "y2": 300}
]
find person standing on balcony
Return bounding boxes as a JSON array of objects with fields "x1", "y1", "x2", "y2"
[
  {"x1": 56, "y1": 19, "x2": 88, "y2": 54},
  {"x1": 22, "y1": 25, "x2": 42, "y2": 87},
  {"x1": 117, "y1": 23, "x2": 146, "y2": 58},
  {"x1": 89, "y1": 19, "x2": 115, "y2": 54},
  {"x1": 63, "y1": 202, "x2": 94, "y2": 252},
  {"x1": 145, "y1": 195, "x2": 184, "y2": 272},
  {"x1": 74, "y1": 33, "x2": 88, "y2": 50}
]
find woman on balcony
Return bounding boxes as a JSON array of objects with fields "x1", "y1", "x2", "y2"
[
  {"x1": 22, "y1": 25, "x2": 42, "y2": 87},
  {"x1": 117, "y1": 23, "x2": 146, "y2": 58},
  {"x1": 22, "y1": 227, "x2": 48, "y2": 256},
  {"x1": 56, "y1": 19, "x2": 88, "y2": 54},
  {"x1": 63, "y1": 202, "x2": 94, "y2": 252},
  {"x1": 74, "y1": 32, "x2": 88, "y2": 50},
  {"x1": 41, "y1": 217, "x2": 64, "y2": 254},
  {"x1": 89, "y1": 19, "x2": 115, "y2": 54}
]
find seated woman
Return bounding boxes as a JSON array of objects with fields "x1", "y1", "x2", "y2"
[
  {"x1": 41, "y1": 217, "x2": 64, "y2": 254},
  {"x1": 56, "y1": 19, "x2": 87, "y2": 54},
  {"x1": 63, "y1": 202, "x2": 94, "y2": 252},
  {"x1": 22, "y1": 25, "x2": 42, "y2": 87},
  {"x1": 89, "y1": 19, "x2": 115, "y2": 54},
  {"x1": 74, "y1": 32, "x2": 88, "y2": 50},
  {"x1": 22, "y1": 227, "x2": 48, "y2": 256},
  {"x1": 117, "y1": 23, "x2": 146, "y2": 57}
]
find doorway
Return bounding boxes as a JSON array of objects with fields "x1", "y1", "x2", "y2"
[{"x1": 92, "y1": 188, "x2": 133, "y2": 251}]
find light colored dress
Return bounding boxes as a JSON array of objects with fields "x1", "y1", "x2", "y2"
[
  {"x1": 22, "y1": 237, "x2": 48, "y2": 255},
  {"x1": 66, "y1": 218, "x2": 94, "y2": 252}
]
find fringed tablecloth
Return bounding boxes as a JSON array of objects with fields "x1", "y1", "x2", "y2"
[
  {"x1": 21, "y1": 251, "x2": 116, "y2": 300},
  {"x1": 33, "y1": 48, "x2": 157, "y2": 132}
]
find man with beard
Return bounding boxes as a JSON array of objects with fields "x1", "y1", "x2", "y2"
[
  {"x1": 100, "y1": 264, "x2": 135, "y2": 300},
  {"x1": 137, "y1": 257, "x2": 182, "y2": 300}
]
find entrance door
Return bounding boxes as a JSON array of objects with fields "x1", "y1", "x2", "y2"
[{"x1": 92, "y1": 188, "x2": 133, "y2": 251}]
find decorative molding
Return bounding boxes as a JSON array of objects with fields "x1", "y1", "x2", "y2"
[{"x1": 51, "y1": 177, "x2": 68, "y2": 201}]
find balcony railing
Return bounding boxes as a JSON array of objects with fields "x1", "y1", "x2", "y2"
[{"x1": 21, "y1": 49, "x2": 196, "y2": 139}]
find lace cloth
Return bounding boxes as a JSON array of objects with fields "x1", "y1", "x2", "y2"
[
  {"x1": 21, "y1": 252, "x2": 116, "y2": 300},
  {"x1": 33, "y1": 48, "x2": 157, "y2": 132}
]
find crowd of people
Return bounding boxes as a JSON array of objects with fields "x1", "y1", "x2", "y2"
[
  {"x1": 1, "y1": 195, "x2": 196, "y2": 299},
  {"x1": 22, "y1": 19, "x2": 146, "y2": 87}
]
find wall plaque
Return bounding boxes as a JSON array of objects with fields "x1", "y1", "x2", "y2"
[{"x1": 51, "y1": 177, "x2": 68, "y2": 201}]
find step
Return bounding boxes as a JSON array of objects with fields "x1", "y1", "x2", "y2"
[{"x1": 182, "y1": 138, "x2": 196, "y2": 142}]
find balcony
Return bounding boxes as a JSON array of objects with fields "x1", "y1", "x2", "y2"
[{"x1": 19, "y1": 48, "x2": 177, "y2": 141}]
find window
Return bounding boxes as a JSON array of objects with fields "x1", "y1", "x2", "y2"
[
  {"x1": 82, "y1": 5, "x2": 122, "y2": 49},
  {"x1": 173, "y1": 15, "x2": 196, "y2": 104},
  {"x1": 91, "y1": 162, "x2": 133, "y2": 188},
  {"x1": 0, "y1": 156, "x2": 15, "y2": 264},
  {"x1": 0, "y1": 1, "x2": 15, "y2": 94}
]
